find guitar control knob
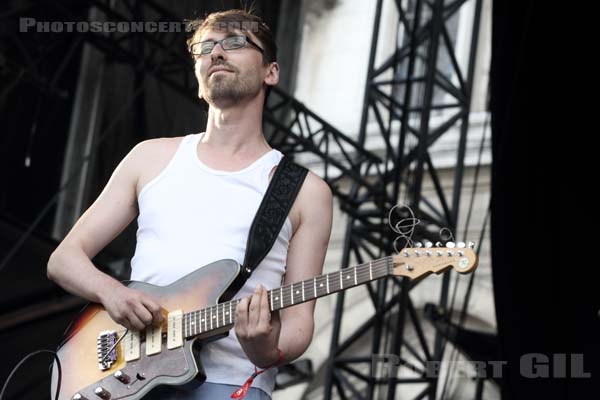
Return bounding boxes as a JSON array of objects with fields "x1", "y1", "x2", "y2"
[
  {"x1": 72, "y1": 394, "x2": 88, "y2": 400},
  {"x1": 114, "y1": 370, "x2": 130, "y2": 384},
  {"x1": 94, "y1": 387, "x2": 111, "y2": 399}
]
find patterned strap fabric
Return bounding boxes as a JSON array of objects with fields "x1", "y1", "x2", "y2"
[{"x1": 223, "y1": 156, "x2": 308, "y2": 300}]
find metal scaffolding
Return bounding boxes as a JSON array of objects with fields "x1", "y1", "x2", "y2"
[{"x1": 322, "y1": 0, "x2": 484, "y2": 399}]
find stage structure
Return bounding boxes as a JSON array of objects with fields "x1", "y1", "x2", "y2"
[
  {"x1": 0, "y1": 0, "x2": 483, "y2": 398},
  {"x1": 320, "y1": 0, "x2": 484, "y2": 399}
]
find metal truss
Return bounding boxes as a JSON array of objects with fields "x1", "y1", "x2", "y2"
[{"x1": 323, "y1": 0, "x2": 484, "y2": 399}]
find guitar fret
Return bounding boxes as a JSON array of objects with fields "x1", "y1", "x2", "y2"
[
  {"x1": 216, "y1": 305, "x2": 220, "y2": 328},
  {"x1": 291, "y1": 283, "x2": 294, "y2": 305},
  {"x1": 210, "y1": 307, "x2": 213, "y2": 330},
  {"x1": 326, "y1": 274, "x2": 330, "y2": 294},
  {"x1": 184, "y1": 313, "x2": 187, "y2": 337},
  {"x1": 191, "y1": 313, "x2": 194, "y2": 336},
  {"x1": 270, "y1": 290, "x2": 274, "y2": 311},
  {"x1": 302, "y1": 281, "x2": 305, "y2": 302},
  {"x1": 369, "y1": 261, "x2": 373, "y2": 281},
  {"x1": 229, "y1": 302, "x2": 232, "y2": 324},
  {"x1": 339, "y1": 271, "x2": 343, "y2": 290},
  {"x1": 280, "y1": 287, "x2": 283, "y2": 309},
  {"x1": 222, "y1": 303, "x2": 225, "y2": 327},
  {"x1": 354, "y1": 266, "x2": 358, "y2": 286},
  {"x1": 313, "y1": 277, "x2": 317, "y2": 299}
]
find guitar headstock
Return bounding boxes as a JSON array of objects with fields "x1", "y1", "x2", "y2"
[{"x1": 391, "y1": 242, "x2": 478, "y2": 279}]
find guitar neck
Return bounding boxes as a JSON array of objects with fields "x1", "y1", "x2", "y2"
[{"x1": 182, "y1": 257, "x2": 393, "y2": 339}]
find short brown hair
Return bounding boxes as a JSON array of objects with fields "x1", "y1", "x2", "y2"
[{"x1": 186, "y1": 9, "x2": 277, "y2": 64}]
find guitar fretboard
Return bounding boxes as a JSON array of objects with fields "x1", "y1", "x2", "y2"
[{"x1": 181, "y1": 257, "x2": 392, "y2": 338}]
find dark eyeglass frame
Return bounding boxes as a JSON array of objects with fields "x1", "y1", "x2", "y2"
[{"x1": 189, "y1": 35, "x2": 265, "y2": 56}]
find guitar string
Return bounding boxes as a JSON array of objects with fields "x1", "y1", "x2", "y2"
[
  {"x1": 188, "y1": 259, "x2": 390, "y2": 320},
  {"x1": 184, "y1": 260, "x2": 392, "y2": 336}
]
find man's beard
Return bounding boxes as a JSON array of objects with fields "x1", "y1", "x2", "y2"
[{"x1": 201, "y1": 70, "x2": 261, "y2": 107}]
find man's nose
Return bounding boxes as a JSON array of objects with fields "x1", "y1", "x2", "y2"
[{"x1": 210, "y1": 42, "x2": 227, "y2": 61}]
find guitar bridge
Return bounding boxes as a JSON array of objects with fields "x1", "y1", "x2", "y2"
[{"x1": 97, "y1": 330, "x2": 118, "y2": 371}]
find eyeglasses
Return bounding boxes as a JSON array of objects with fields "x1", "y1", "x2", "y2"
[{"x1": 189, "y1": 35, "x2": 265, "y2": 56}]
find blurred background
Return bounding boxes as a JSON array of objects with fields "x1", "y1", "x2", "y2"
[{"x1": 0, "y1": 0, "x2": 592, "y2": 399}]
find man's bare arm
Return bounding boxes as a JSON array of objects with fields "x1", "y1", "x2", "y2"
[
  {"x1": 235, "y1": 172, "x2": 333, "y2": 367},
  {"x1": 47, "y1": 140, "x2": 168, "y2": 330},
  {"x1": 277, "y1": 172, "x2": 333, "y2": 363}
]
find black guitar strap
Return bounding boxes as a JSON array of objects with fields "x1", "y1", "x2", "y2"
[{"x1": 221, "y1": 156, "x2": 308, "y2": 301}]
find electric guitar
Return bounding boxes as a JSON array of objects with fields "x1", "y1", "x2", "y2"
[{"x1": 51, "y1": 243, "x2": 478, "y2": 400}]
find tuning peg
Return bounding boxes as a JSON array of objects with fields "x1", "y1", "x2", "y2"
[
  {"x1": 402, "y1": 250, "x2": 410, "y2": 257},
  {"x1": 415, "y1": 250, "x2": 421, "y2": 257},
  {"x1": 426, "y1": 250, "x2": 432, "y2": 256},
  {"x1": 435, "y1": 241, "x2": 443, "y2": 247},
  {"x1": 447, "y1": 250, "x2": 454, "y2": 256},
  {"x1": 468, "y1": 241, "x2": 476, "y2": 248},
  {"x1": 415, "y1": 242, "x2": 423, "y2": 248},
  {"x1": 457, "y1": 242, "x2": 466, "y2": 248},
  {"x1": 425, "y1": 242, "x2": 433, "y2": 248},
  {"x1": 458, "y1": 250, "x2": 464, "y2": 256},
  {"x1": 436, "y1": 250, "x2": 443, "y2": 257},
  {"x1": 446, "y1": 241, "x2": 456, "y2": 248}
]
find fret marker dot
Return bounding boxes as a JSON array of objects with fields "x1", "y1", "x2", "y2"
[
  {"x1": 347, "y1": 275, "x2": 350, "y2": 279},
  {"x1": 212, "y1": 316, "x2": 216, "y2": 319},
  {"x1": 226, "y1": 312, "x2": 229, "y2": 315},
  {"x1": 201, "y1": 319, "x2": 205, "y2": 322},
  {"x1": 296, "y1": 290, "x2": 300, "y2": 294},
  {"x1": 275, "y1": 297, "x2": 279, "y2": 300},
  {"x1": 320, "y1": 283, "x2": 324, "y2": 287}
]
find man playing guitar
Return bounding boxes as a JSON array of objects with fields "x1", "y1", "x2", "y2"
[{"x1": 47, "y1": 9, "x2": 334, "y2": 399}]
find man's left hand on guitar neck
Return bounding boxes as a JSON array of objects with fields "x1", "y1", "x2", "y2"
[{"x1": 235, "y1": 284, "x2": 282, "y2": 369}]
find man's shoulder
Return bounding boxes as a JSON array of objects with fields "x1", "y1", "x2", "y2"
[
  {"x1": 297, "y1": 171, "x2": 333, "y2": 212},
  {"x1": 121, "y1": 135, "x2": 187, "y2": 179},
  {"x1": 132, "y1": 135, "x2": 186, "y2": 156},
  {"x1": 302, "y1": 171, "x2": 332, "y2": 196}
]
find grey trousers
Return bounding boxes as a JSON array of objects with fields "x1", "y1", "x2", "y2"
[{"x1": 144, "y1": 382, "x2": 271, "y2": 400}]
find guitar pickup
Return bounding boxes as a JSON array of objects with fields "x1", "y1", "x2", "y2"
[
  {"x1": 122, "y1": 330, "x2": 140, "y2": 362},
  {"x1": 167, "y1": 310, "x2": 183, "y2": 349},
  {"x1": 145, "y1": 325, "x2": 162, "y2": 356}
]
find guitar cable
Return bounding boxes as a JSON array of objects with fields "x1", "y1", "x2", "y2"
[{"x1": 0, "y1": 349, "x2": 61, "y2": 400}]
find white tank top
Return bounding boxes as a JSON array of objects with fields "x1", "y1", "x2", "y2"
[{"x1": 130, "y1": 132, "x2": 291, "y2": 395}]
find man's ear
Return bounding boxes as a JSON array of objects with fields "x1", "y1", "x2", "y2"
[{"x1": 264, "y1": 62, "x2": 280, "y2": 86}]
